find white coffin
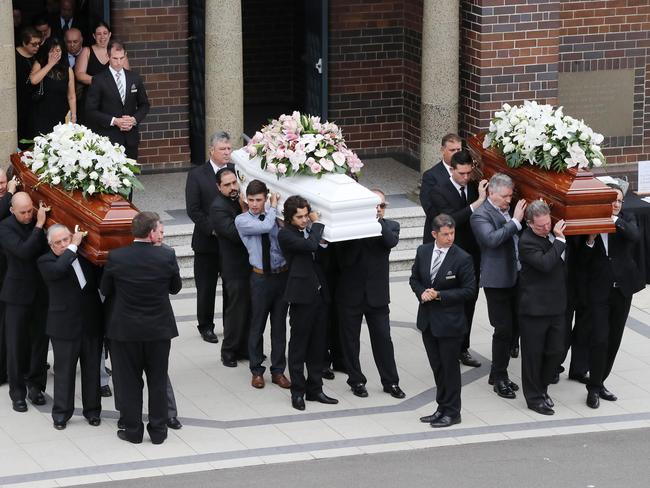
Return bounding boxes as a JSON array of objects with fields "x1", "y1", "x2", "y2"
[{"x1": 231, "y1": 149, "x2": 381, "y2": 242}]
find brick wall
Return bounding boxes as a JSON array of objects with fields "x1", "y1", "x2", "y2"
[
  {"x1": 459, "y1": 0, "x2": 650, "y2": 186},
  {"x1": 328, "y1": 0, "x2": 422, "y2": 167},
  {"x1": 111, "y1": 0, "x2": 191, "y2": 172}
]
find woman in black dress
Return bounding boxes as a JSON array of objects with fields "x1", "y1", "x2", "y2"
[
  {"x1": 15, "y1": 27, "x2": 43, "y2": 148},
  {"x1": 29, "y1": 37, "x2": 77, "y2": 136}
]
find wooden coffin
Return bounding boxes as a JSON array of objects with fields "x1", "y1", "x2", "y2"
[
  {"x1": 467, "y1": 134, "x2": 617, "y2": 235},
  {"x1": 11, "y1": 153, "x2": 139, "y2": 264}
]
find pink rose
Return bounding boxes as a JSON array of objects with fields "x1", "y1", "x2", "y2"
[{"x1": 310, "y1": 162, "x2": 322, "y2": 174}]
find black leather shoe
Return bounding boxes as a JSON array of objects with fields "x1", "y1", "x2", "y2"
[
  {"x1": 569, "y1": 372, "x2": 589, "y2": 384},
  {"x1": 100, "y1": 385, "x2": 112, "y2": 397},
  {"x1": 510, "y1": 345, "x2": 519, "y2": 358},
  {"x1": 459, "y1": 350, "x2": 481, "y2": 368},
  {"x1": 383, "y1": 384, "x2": 406, "y2": 399},
  {"x1": 543, "y1": 394, "x2": 554, "y2": 408},
  {"x1": 151, "y1": 435, "x2": 167, "y2": 445},
  {"x1": 586, "y1": 391, "x2": 600, "y2": 409},
  {"x1": 599, "y1": 387, "x2": 617, "y2": 401},
  {"x1": 28, "y1": 390, "x2": 46, "y2": 406},
  {"x1": 350, "y1": 383, "x2": 368, "y2": 398},
  {"x1": 420, "y1": 411, "x2": 442, "y2": 423},
  {"x1": 487, "y1": 378, "x2": 519, "y2": 391},
  {"x1": 322, "y1": 368, "x2": 335, "y2": 380},
  {"x1": 430, "y1": 414, "x2": 461, "y2": 428},
  {"x1": 87, "y1": 417, "x2": 101, "y2": 426},
  {"x1": 167, "y1": 417, "x2": 182, "y2": 430},
  {"x1": 306, "y1": 392, "x2": 339, "y2": 404},
  {"x1": 201, "y1": 330, "x2": 219, "y2": 344},
  {"x1": 53, "y1": 420, "x2": 67, "y2": 430},
  {"x1": 493, "y1": 380, "x2": 516, "y2": 399},
  {"x1": 292, "y1": 396, "x2": 305, "y2": 411},
  {"x1": 12, "y1": 400, "x2": 28, "y2": 412},
  {"x1": 117, "y1": 430, "x2": 142, "y2": 443},
  {"x1": 221, "y1": 356, "x2": 237, "y2": 368},
  {"x1": 528, "y1": 403, "x2": 554, "y2": 415},
  {"x1": 117, "y1": 418, "x2": 126, "y2": 429}
]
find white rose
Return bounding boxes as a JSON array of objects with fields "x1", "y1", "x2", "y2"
[
  {"x1": 543, "y1": 143, "x2": 552, "y2": 152},
  {"x1": 592, "y1": 158, "x2": 602, "y2": 167},
  {"x1": 122, "y1": 178, "x2": 132, "y2": 187},
  {"x1": 550, "y1": 147, "x2": 559, "y2": 157},
  {"x1": 89, "y1": 171, "x2": 99, "y2": 180},
  {"x1": 51, "y1": 176, "x2": 61, "y2": 185},
  {"x1": 87, "y1": 184, "x2": 96, "y2": 195}
]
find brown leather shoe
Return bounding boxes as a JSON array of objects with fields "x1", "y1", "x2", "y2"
[
  {"x1": 251, "y1": 374, "x2": 265, "y2": 389},
  {"x1": 271, "y1": 373, "x2": 291, "y2": 389}
]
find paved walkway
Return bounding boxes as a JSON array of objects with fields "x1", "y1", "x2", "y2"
[{"x1": 1, "y1": 161, "x2": 650, "y2": 487}]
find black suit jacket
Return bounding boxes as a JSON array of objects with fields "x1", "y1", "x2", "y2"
[
  {"x1": 579, "y1": 212, "x2": 644, "y2": 301},
  {"x1": 420, "y1": 162, "x2": 450, "y2": 242},
  {"x1": 0, "y1": 216, "x2": 48, "y2": 305},
  {"x1": 409, "y1": 243, "x2": 475, "y2": 337},
  {"x1": 185, "y1": 161, "x2": 234, "y2": 253},
  {"x1": 430, "y1": 178, "x2": 480, "y2": 257},
  {"x1": 0, "y1": 191, "x2": 14, "y2": 288},
  {"x1": 85, "y1": 68, "x2": 150, "y2": 150},
  {"x1": 335, "y1": 218, "x2": 399, "y2": 308},
  {"x1": 100, "y1": 242, "x2": 181, "y2": 341},
  {"x1": 208, "y1": 192, "x2": 250, "y2": 280},
  {"x1": 517, "y1": 228, "x2": 567, "y2": 317},
  {"x1": 278, "y1": 223, "x2": 330, "y2": 304},
  {"x1": 37, "y1": 249, "x2": 103, "y2": 339}
]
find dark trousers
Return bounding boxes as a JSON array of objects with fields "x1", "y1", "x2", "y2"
[
  {"x1": 51, "y1": 334, "x2": 102, "y2": 422},
  {"x1": 462, "y1": 256, "x2": 480, "y2": 351},
  {"x1": 520, "y1": 314, "x2": 566, "y2": 406},
  {"x1": 566, "y1": 305, "x2": 590, "y2": 376},
  {"x1": 166, "y1": 378, "x2": 178, "y2": 418},
  {"x1": 339, "y1": 303, "x2": 399, "y2": 387},
  {"x1": 194, "y1": 252, "x2": 223, "y2": 334},
  {"x1": 586, "y1": 288, "x2": 632, "y2": 393},
  {"x1": 221, "y1": 277, "x2": 250, "y2": 360},
  {"x1": 110, "y1": 339, "x2": 170, "y2": 443},
  {"x1": 288, "y1": 294, "x2": 326, "y2": 397},
  {"x1": 4, "y1": 302, "x2": 48, "y2": 402},
  {"x1": 248, "y1": 272, "x2": 288, "y2": 375},
  {"x1": 0, "y1": 301, "x2": 6, "y2": 382},
  {"x1": 484, "y1": 286, "x2": 518, "y2": 382},
  {"x1": 421, "y1": 328, "x2": 463, "y2": 418}
]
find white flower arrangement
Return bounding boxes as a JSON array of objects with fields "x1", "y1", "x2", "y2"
[
  {"x1": 20, "y1": 123, "x2": 142, "y2": 198},
  {"x1": 245, "y1": 111, "x2": 363, "y2": 178},
  {"x1": 483, "y1": 101, "x2": 605, "y2": 172}
]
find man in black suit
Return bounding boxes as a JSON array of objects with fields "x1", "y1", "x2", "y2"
[
  {"x1": 0, "y1": 193, "x2": 49, "y2": 412},
  {"x1": 517, "y1": 201, "x2": 568, "y2": 416},
  {"x1": 278, "y1": 195, "x2": 338, "y2": 411},
  {"x1": 185, "y1": 131, "x2": 234, "y2": 344},
  {"x1": 209, "y1": 168, "x2": 251, "y2": 367},
  {"x1": 50, "y1": 0, "x2": 87, "y2": 41},
  {"x1": 336, "y1": 189, "x2": 405, "y2": 399},
  {"x1": 410, "y1": 214, "x2": 476, "y2": 428},
  {"x1": 85, "y1": 39, "x2": 150, "y2": 160},
  {"x1": 579, "y1": 185, "x2": 644, "y2": 409},
  {"x1": 430, "y1": 150, "x2": 487, "y2": 369},
  {"x1": 101, "y1": 212, "x2": 182, "y2": 444},
  {"x1": 419, "y1": 133, "x2": 462, "y2": 243},
  {"x1": 38, "y1": 224, "x2": 103, "y2": 430},
  {"x1": 0, "y1": 170, "x2": 18, "y2": 386}
]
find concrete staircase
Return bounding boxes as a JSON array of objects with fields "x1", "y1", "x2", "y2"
[{"x1": 166, "y1": 206, "x2": 425, "y2": 288}]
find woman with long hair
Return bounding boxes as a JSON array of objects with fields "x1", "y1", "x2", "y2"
[{"x1": 15, "y1": 27, "x2": 43, "y2": 146}]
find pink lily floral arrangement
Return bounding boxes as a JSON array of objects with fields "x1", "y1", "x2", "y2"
[{"x1": 245, "y1": 111, "x2": 363, "y2": 178}]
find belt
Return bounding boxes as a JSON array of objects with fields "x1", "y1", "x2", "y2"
[{"x1": 252, "y1": 266, "x2": 288, "y2": 275}]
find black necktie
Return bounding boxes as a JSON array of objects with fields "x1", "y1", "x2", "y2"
[
  {"x1": 460, "y1": 186, "x2": 467, "y2": 206},
  {"x1": 259, "y1": 214, "x2": 271, "y2": 272}
]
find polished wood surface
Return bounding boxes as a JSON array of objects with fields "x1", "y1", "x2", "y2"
[
  {"x1": 11, "y1": 153, "x2": 139, "y2": 264},
  {"x1": 467, "y1": 135, "x2": 617, "y2": 235}
]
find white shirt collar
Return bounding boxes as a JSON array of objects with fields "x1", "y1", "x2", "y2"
[
  {"x1": 209, "y1": 159, "x2": 228, "y2": 174},
  {"x1": 433, "y1": 243, "x2": 449, "y2": 256},
  {"x1": 109, "y1": 66, "x2": 123, "y2": 79}
]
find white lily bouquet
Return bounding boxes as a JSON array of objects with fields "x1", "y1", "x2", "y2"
[
  {"x1": 245, "y1": 111, "x2": 364, "y2": 178},
  {"x1": 483, "y1": 101, "x2": 605, "y2": 172},
  {"x1": 20, "y1": 123, "x2": 143, "y2": 198}
]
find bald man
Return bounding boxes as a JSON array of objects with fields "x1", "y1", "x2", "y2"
[
  {"x1": 0, "y1": 193, "x2": 49, "y2": 412},
  {"x1": 0, "y1": 169, "x2": 18, "y2": 386}
]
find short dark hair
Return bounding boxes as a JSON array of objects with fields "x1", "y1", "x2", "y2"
[
  {"x1": 216, "y1": 167, "x2": 236, "y2": 186},
  {"x1": 441, "y1": 133, "x2": 462, "y2": 147},
  {"x1": 20, "y1": 26, "x2": 41, "y2": 46},
  {"x1": 450, "y1": 149, "x2": 473, "y2": 169},
  {"x1": 246, "y1": 179, "x2": 268, "y2": 197},
  {"x1": 432, "y1": 213, "x2": 455, "y2": 232},
  {"x1": 31, "y1": 13, "x2": 49, "y2": 27},
  {"x1": 283, "y1": 195, "x2": 310, "y2": 225},
  {"x1": 107, "y1": 39, "x2": 126, "y2": 54},
  {"x1": 131, "y1": 211, "x2": 160, "y2": 238}
]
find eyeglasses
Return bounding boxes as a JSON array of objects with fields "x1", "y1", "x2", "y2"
[{"x1": 28, "y1": 41, "x2": 41, "y2": 47}]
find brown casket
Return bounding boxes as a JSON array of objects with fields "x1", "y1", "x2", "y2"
[
  {"x1": 11, "y1": 153, "x2": 139, "y2": 265},
  {"x1": 467, "y1": 134, "x2": 617, "y2": 235}
]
